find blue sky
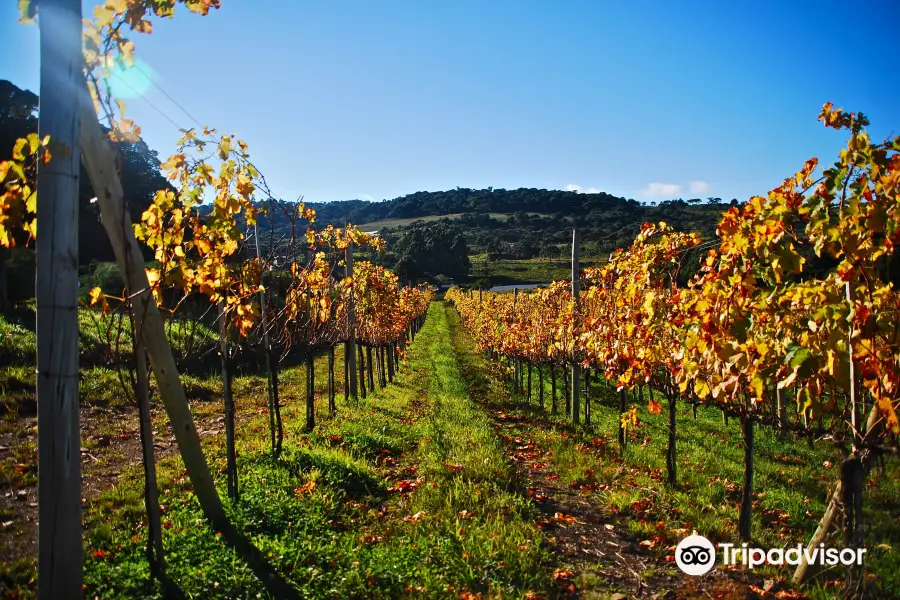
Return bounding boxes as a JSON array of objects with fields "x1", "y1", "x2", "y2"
[{"x1": 1, "y1": 0, "x2": 898, "y2": 205}]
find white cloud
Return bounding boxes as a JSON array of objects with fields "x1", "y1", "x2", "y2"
[
  {"x1": 640, "y1": 182, "x2": 682, "y2": 197},
  {"x1": 359, "y1": 194, "x2": 375, "y2": 201},
  {"x1": 566, "y1": 184, "x2": 600, "y2": 194},
  {"x1": 689, "y1": 181, "x2": 711, "y2": 194}
]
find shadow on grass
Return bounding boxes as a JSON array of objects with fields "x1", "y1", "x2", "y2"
[
  {"x1": 216, "y1": 519, "x2": 303, "y2": 600},
  {"x1": 194, "y1": 447, "x2": 389, "y2": 598},
  {"x1": 270, "y1": 447, "x2": 387, "y2": 499},
  {"x1": 337, "y1": 431, "x2": 404, "y2": 461}
]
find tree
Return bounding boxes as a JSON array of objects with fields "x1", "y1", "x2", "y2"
[
  {"x1": 0, "y1": 79, "x2": 170, "y2": 308},
  {"x1": 391, "y1": 221, "x2": 471, "y2": 282},
  {"x1": 393, "y1": 253, "x2": 421, "y2": 282},
  {"x1": 0, "y1": 80, "x2": 39, "y2": 148},
  {"x1": 512, "y1": 239, "x2": 537, "y2": 260},
  {"x1": 0, "y1": 80, "x2": 39, "y2": 311}
]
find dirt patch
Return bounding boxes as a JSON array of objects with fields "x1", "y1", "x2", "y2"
[{"x1": 0, "y1": 394, "x2": 258, "y2": 576}]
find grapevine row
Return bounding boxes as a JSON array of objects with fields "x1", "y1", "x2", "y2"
[
  {"x1": 447, "y1": 105, "x2": 899, "y2": 563},
  {"x1": 1, "y1": 1, "x2": 435, "y2": 590}
]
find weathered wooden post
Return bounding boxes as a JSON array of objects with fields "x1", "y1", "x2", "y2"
[
  {"x1": 254, "y1": 220, "x2": 281, "y2": 456},
  {"x1": 358, "y1": 344, "x2": 367, "y2": 400},
  {"x1": 328, "y1": 346, "x2": 336, "y2": 415},
  {"x1": 218, "y1": 300, "x2": 238, "y2": 498},
  {"x1": 513, "y1": 288, "x2": 520, "y2": 392},
  {"x1": 367, "y1": 346, "x2": 375, "y2": 392},
  {"x1": 739, "y1": 413, "x2": 754, "y2": 541},
  {"x1": 81, "y1": 79, "x2": 232, "y2": 563},
  {"x1": 37, "y1": 1, "x2": 83, "y2": 596},
  {"x1": 571, "y1": 229, "x2": 581, "y2": 425},
  {"x1": 550, "y1": 363, "x2": 557, "y2": 414},
  {"x1": 346, "y1": 241, "x2": 358, "y2": 401},
  {"x1": 131, "y1": 315, "x2": 165, "y2": 576},
  {"x1": 584, "y1": 369, "x2": 591, "y2": 427}
]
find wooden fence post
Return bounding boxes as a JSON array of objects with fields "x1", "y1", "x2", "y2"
[
  {"x1": 571, "y1": 228, "x2": 581, "y2": 425},
  {"x1": 218, "y1": 300, "x2": 238, "y2": 499},
  {"x1": 328, "y1": 347, "x2": 336, "y2": 415},
  {"x1": 37, "y1": 2, "x2": 83, "y2": 596},
  {"x1": 346, "y1": 241, "x2": 358, "y2": 401},
  {"x1": 739, "y1": 414, "x2": 755, "y2": 541},
  {"x1": 131, "y1": 312, "x2": 164, "y2": 576},
  {"x1": 254, "y1": 220, "x2": 280, "y2": 456},
  {"x1": 80, "y1": 92, "x2": 228, "y2": 529}
]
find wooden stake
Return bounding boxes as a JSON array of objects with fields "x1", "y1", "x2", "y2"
[
  {"x1": 254, "y1": 219, "x2": 280, "y2": 456},
  {"x1": 346, "y1": 242, "x2": 358, "y2": 401},
  {"x1": 80, "y1": 91, "x2": 227, "y2": 529},
  {"x1": 571, "y1": 228, "x2": 580, "y2": 425},
  {"x1": 358, "y1": 343, "x2": 367, "y2": 400},
  {"x1": 367, "y1": 345, "x2": 375, "y2": 392},
  {"x1": 328, "y1": 346, "x2": 336, "y2": 416},
  {"x1": 792, "y1": 480, "x2": 842, "y2": 584},
  {"x1": 131, "y1": 313, "x2": 164, "y2": 577},
  {"x1": 37, "y1": 2, "x2": 83, "y2": 595},
  {"x1": 550, "y1": 363, "x2": 557, "y2": 414},
  {"x1": 305, "y1": 353, "x2": 315, "y2": 431},
  {"x1": 218, "y1": 301, "x2": 238, "y2": 499},
  {"x1": 584, "y1": 369, "x2": 591, "y2": 426},
  {"x1": 739, "y1": 414, "x2": 755, "y2": 541}
]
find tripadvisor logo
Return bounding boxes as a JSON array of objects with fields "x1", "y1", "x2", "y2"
[
  {"x1": 675, "y1": 535, "x2": 716, "y2": 575},
  {"x1": 675, "y1": 535, "x2": 866, "y2": 576}
]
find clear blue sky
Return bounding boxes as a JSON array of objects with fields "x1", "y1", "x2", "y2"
[{"x1": 1, "y1": 0, "x2": 898, "y2": 205}]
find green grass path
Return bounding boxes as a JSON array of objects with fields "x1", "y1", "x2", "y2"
[{"x1": 78, "y1": 302, "x2": 552, "y2": 599}]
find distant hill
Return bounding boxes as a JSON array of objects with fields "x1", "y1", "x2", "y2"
[{"x1": 256, "y1": 187, "x2": 733, "y2": 260}]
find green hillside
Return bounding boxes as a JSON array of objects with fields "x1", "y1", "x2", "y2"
[{"x1": 267, "y1": 189, "x2": 733, "y2": 287}]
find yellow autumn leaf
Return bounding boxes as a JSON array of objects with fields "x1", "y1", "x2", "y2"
[{"x1": 694, "y1": 378, "x2": 710, "y2": 399}]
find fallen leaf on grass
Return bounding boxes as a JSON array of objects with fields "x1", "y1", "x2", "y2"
[
  {"x1": 294, "y1": 480, "x2": 316, "y2": 497},
  {"x1": 403, "y1": 511, "x2": 427, "y2": 523},
  {"x1": 388, "y1": 480, "x2": 418, "y2": 493}
]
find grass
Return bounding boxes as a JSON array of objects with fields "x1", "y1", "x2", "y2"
[
  {"x1": 470, "y1": 258, "x2": 606, "y2": 286},
  {"x1": 65, "y1": 302, "x2": 552, "y2": 599},
  {"x1": 477, "y1": 351, "x2": 900, "y2": 598},
  {"x1": 359, "y1": 213, "x2": 469, "y2": 230},
  {"x1": 0, "y1": 310, "x2": 36, "y2": 366},
  {"x1": 360, "y1": 212, "x2": 551, "y2": 232},
  {"x1": 2, "y1": 302, "x2": 898, "y2": 598},
  {"x1": 0, "y1": 305, "x2": 218, "y2": 369}
]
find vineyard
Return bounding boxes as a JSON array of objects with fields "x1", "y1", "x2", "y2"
[
  {"x1": 1, "y1": 0, "x2": 899, "y2": 599},
  {"x1": 445, "y1": 105, "x2": 900, "y2": 595}
]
